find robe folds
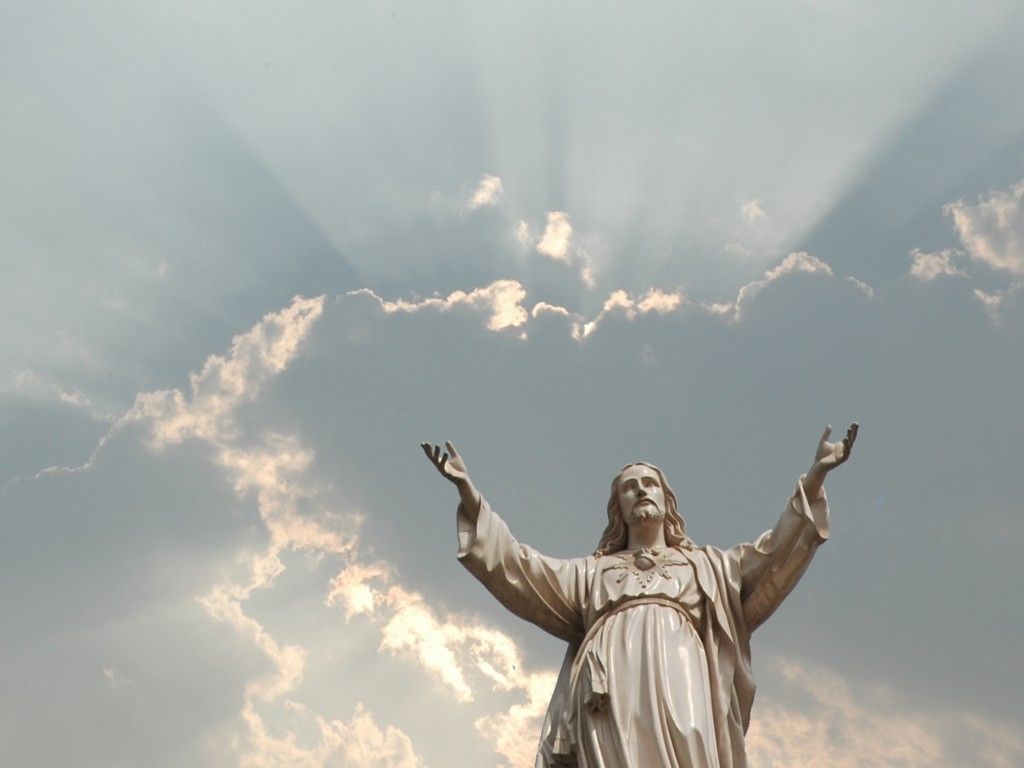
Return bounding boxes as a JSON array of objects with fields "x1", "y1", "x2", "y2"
[{"x1": 457, "y1": 480, "x2": 829, "y2": 768}]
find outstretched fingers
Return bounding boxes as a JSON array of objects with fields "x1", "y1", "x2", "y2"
[
  {"x1": 818, "y1": 425, "x2": 832, "y2": 453},
  {"x1": 421, "y1": 442, "x2": 446, "y2": 471},
  {"x1": 841, "y1": 422, "x2": 859, "y2": 462}
]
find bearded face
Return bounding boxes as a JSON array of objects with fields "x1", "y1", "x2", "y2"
[{"x1": 617, "y1": 464, "x2": 667, "y2": 526}]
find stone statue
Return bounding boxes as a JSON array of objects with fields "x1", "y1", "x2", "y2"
[{"x1": 422, "y1": 423, "x2": 858, "y2": 768}]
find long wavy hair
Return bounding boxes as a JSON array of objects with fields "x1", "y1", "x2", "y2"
[{"x1": 594, "y1": 462, "x2": 695, "y2": 556}]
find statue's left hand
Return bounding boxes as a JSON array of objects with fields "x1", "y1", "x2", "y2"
[
  {"x1": 802, "y1": 423, "x2": 857, "y2": 498},
  {"x1": 812, "y1": 423, "x2": 858, "y2": 473},
  {"x1": 421, "y1": 440, "x2": 470, "y2": 486}
]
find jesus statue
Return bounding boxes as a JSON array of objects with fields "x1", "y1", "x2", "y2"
[{"x1": 422, "y1": 423, "x2": 857, "y2": 768}]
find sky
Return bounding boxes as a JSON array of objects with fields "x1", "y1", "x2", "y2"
[{"x1": 2, "y1": 2, "x2": 1023, "y2": 766}]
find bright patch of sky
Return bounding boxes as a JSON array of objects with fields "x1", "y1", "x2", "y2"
[{"x1": 2, "y1": 2, "x2": 1023, "y2": 766}]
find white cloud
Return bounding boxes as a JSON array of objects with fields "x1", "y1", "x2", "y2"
[
  {"x1": 352, "y1": 280, "x2": 529, "y2": 332},
  {"x1": 67, "y1": 294, "x2": 426, "y2": 766},
  {"x1": 128, "y1": 295, "x2": 325, "y2": 448},
  {"x1": 515, "y1": 220, "x2": 533, "y2": 246},
  {"x1": 747, "y1": 657, "x2": 1024, "y2": 768},
  {"x1": 327, "y1": 561, "x2": 391, "y2": 619},
  {"x1": 102, "y1": 666, "x2": 133, "y2": 689},
  {"x1": 908, "y1": 248, "x2": 968, "y2": 281},
  {"x1": 328, "y1": 560, "x2": 558, "y2": 766},
  {"x1": 199, "y1": 573, "x2": 307, "y2": 702},
  {"x1": 972, "y1": 283, "x2": 1024, "y2": 324},
  {"x1": 531, "y1": 301, "x2": 570, "y2": 319},
  {"x1": 536, "y1": 211, "x2": 573, "y2": 262},
  {"x1": 378, "y1": 587, "x2": 476, "y2": 701},
  {"x1": 474, "y1": 670, "x2": 559, "y2": 768},
  {"x1": 467, "y1": 174, "x2": 504, "y2": 210},
  {"x1": 845, "y1": 275, "x2": 875, "y2": 298},
  {"x1": 2, "y1": 368, "x2": 114, "y2": 423},
  {"x1": 353, "y1": 258, "x2": 866, "y2": 345},
  {"x1": 974, "y1": 288, "x2": 1004, "y2": 320},
  {"x1": 708, "y1": 251, "x2": 834, "y2": 323},
  {"x1": 573, "y1": 287, "x2": 686, "y2": 340},
  {"x1": 514, "y1": 211, "x2": 596, "y2": 288},
  {"x1": 241, "y1": 702, "x2": 425, "y2": 768},
  {"x1": 637, "y1": 287, "x2": 685, "y2": 314},
  {"x1": 742, "y1": 198, "x2": 769, "y2": 223},
  {"x1": 945, "y1": 180, "x2": 1024, "y2": 276},
  {"x1": 580, "y1": 263, "x2": 596, "y2": 289}
]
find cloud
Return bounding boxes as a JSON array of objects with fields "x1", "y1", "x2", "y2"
[
  {"x1": 908, "y1": 248, "x2": 968, "y2": 281},
  {"x1": 71, "y1": 294, "x2": 425, "y2": 765},
  {"x1": 579, "y1": 263, "x2": 596, "y2": 289},
  {"x1": 330, "y1": 562, "x2": 535, "y2": 698},
  {"x1": 572, "y1": 287, "x2": 686, "y2": 340},
  {"x1": 352, "y1": 280, "x2": 528, "y2": 332},
  {"x1": 845, "y1": 275, "x2": 875, "y2": 298},
  {"x1": 351, "y1": 253, "x2": 867, "y2": 343},
  {"x1": 515, "y1": 220, "x2": 533, "y2": 246},
  {"x1": 102, "y1": 666, "x2": 134, "y2": 690},
  {"x1": 638, "y1": 288, "x2": 685, "y2": 314},
  {"x1": 707, "y1": 251, "x2": 834, "y2": 322},
  {"x1": 467, "y1": 174, "x2": 504, "y2": 210},
  {"x1": 327, "y1": 561, "x2": 392, "y2": 619},
  {"x1": 2, "y1": 368, "x2": 115, "y2": 423},
  {"x1": 972, "y1": 283, "x2": 1024, "y2": 324},
  {"x1": 742, "y1": 199, "x2": 769, "y2": 223},
  {"x1": 241, "y1": 702, "x2": 425, "y2": 768},
  {"x1": 126, "y1": 295, "x2": 325, "y2": 448},
  {"x1": 747, "y1": 657, "x2": 1024, "y2": 768},
  {"x1": 536, "y1": 211, "x2": 573, "y2": 262},
  {"x1": 328, "y1": 561, "x2": 558, "y2": 767},
  {"x1": 199, "y1": 569, "x2": 307, "y2": 702},
  {"x1": 474, "y1": 670, "x2": 559, "y2": 768},
  {"x1": 530, "y1": 302, "x2": 571, "y2": 319},
  {"x1": 945, "y1": 180, "x2": 1024, "y2": 276},
  {"x1": 515, "y1": 211, "x2": 596, "y2": 288}
]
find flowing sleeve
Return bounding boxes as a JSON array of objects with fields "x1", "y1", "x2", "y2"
[
  {"x1": 457, "y1": 497, "x2": 586, "y2": 644},
  {"x1": 733, "y1": 477, "x2": 830, "y2": 632}
]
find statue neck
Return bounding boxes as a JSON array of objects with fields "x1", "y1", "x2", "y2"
[{"x1": 626, "y1": 520, "x2": 667, "y2": 551}]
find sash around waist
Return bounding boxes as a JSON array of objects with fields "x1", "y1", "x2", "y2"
[{"x1": 570, "y1": 596, "x2": 699, "y2": 685}]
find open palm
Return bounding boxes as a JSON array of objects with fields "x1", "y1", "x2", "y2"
[{"x1": 421, "y1": 440, "x2": 469, "y2": 485}]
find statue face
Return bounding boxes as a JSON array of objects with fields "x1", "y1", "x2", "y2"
[{"x1": 617, "y1": 465, "x2": 666, "y2": 526}]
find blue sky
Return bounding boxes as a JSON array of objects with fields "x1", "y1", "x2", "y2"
[{"x1": 2, "y1": 2, "x2": 1023, "y2": 766}]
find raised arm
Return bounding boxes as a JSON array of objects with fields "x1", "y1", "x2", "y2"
[
  {"x1": 738, "y1": 423, "x2": 858, "y2": 631},
  {"x1": 420, "y1": 441, "x2": 586, "y2": 643}
]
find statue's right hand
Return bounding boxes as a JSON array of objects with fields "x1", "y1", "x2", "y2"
[{"x1": 421, "y1": 441, "x2": 470, "y2": 486}]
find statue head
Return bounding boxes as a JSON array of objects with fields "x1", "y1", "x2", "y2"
[{"x1": 594, "y1": 462, "x2": 694, "y2": 556}]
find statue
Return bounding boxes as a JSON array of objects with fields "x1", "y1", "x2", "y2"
[{"x1": 422, "y1": 423, "x2": 858, "y2": 768}]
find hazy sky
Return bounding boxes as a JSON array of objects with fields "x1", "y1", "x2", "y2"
[{"x1": 2, "y1": 2, "x2": 1023, "y2": 766}]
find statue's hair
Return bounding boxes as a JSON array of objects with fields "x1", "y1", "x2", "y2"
[{"x1": 594, "y1": 462, "x2": 695, "y2": 556}]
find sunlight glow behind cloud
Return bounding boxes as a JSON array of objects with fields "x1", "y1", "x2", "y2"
[
  {"x1": 747, "y1": 658, "x2": 1024, "y2": 768},
  {"x1": 946, "y1": 180, "x2": 1024, "y2": 276},
  {"x1": 536, "y1": 212, "x2": 573, "y2": 263},
  {"x1": 467, "y1": 174, "x2": 505, "y2": 211}
]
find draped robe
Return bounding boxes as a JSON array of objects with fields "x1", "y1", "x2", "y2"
[{"x1": 457, "y1": 480, "x2": 830, "y2": 768}]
